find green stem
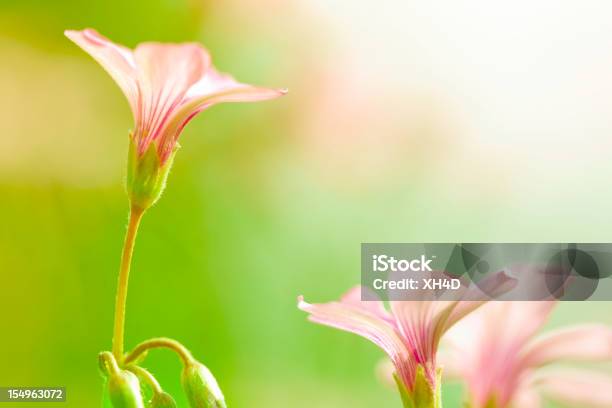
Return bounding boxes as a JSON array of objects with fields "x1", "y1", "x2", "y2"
[
  {"x1": 112, "y1": 205, "x2": 145, "y2": 362},
  {"x1": 124, "y1": 337, "x2": 194, "y2": 366},
  {"x1": 126, "y1": 365, "x2": 162, "y2": 394}
]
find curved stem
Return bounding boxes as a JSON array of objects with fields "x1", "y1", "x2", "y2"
[
  {"x1": 112, "y1": 205, "x2": 145, "y2": 362},
  {"x1": 99, "y1": 351, "x2": 121, "y2": 377},
  {"x1": 127, "y1": 365, "x2": 162, "y2": 394},
  {"x1": 124, "y1": 337, "x2": 193, "y2": 366}
]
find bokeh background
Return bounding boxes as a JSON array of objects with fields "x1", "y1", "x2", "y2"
[{"x1": 2, "y1": 0, "x2": 612, "y2": 406}]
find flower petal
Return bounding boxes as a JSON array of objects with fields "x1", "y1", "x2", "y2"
[
  {"x1": 298, "y1": 287, "x2": 415, "y2": 389},
  {"x1": 535, "y1": 369, "x2": 612, "y2": 407},
  {"x1": 510, "y1": 383, "x2": 542, "y2": 408},
  {"x1": 339, "y1": 286, "x2": 394, "y2": 323},
  {"x1": 433, "y1": 270, "x2": 518, "y2": 343},
  {"x1": 185, "y1": 67, "x2": 286, "y2": 102},
  {"x1": 375, "y1": 358, "x2": 396, "y2": 389},
  {"x1": 446, "y1": 301, "x2": 555, "y2": 353},
  {"x1": 520, "y1": 324, "x2": 612, "y2": 368},
  {"x1": 156, "y1": 67, "x2": 286, "y2": 161},
  {"x1": 132, "y1": 42, "x2": 210, "y2": 152},
  {"x1": 64, "y1": 29, "x2": 138, "y2": 115},
  {"x1": 389, "y1": 302, "x2": 436, "y2": 361},
  {"x1": 442, "y1": 301, "x2": 555, "y2": 408},
  {"x1": 387, "y1": 271, "x2": 516, "y2": 389}
]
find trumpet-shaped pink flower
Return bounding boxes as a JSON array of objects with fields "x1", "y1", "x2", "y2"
[
  {"x1": 443, "y1": 301, "x2": 612, "y2": 408},
  {"x1": 65, "y1": 29, "x2": 286, "y2": 164},
  {"x1": 298, "y1": 273, "x2": 514, "y2": 406}
]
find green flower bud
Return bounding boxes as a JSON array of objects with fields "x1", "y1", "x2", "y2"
[
  {"x1": 148, "y1": 392, "x2": 177, "y2": 408},
  {"x1": 99, "y1": 352, "x2": 145, "y2": 408},
  {"x1": 126, "y1": 136, "x2": 177, "y2": 211},
  {"x1": 181, "y1": 361, "x2": 226, "y2": 408},
  {"x1": 108, "y1": 370, "x2": 145, "y2": 408}
]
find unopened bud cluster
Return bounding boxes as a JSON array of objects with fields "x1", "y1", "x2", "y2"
[{"x1": 99, "y1": 350, "x2": 225, "y2": 408}]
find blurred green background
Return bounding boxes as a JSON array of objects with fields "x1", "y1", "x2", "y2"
[{"x1": 2, "y1": 0, "x2": 612, "y2": 407}]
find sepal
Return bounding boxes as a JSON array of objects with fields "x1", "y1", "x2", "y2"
[
  {"x1": 393, "y1": 365, "x2": 442, "y2": 408},
  {"x1": 126, "y1": 136, "x2": 177, "y2": 210}
]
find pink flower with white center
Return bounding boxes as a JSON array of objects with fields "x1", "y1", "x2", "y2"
[
  {"x1": 298, "y1": 273, "x2": 514, "y2": 408},
  {"x1": 65, "y1": 28, "x2": 286, "y2": 209},
  {"x1": 443, "y1": 301, "x2": 612, "y2": 408}
]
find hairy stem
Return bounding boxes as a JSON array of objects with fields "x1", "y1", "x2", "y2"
[
  {"x1": 124, "y1": 337, "x2": 194, "y2": 366},
  {"x1": 112, "y1": 205, "x2": 145, "y2": 362}
]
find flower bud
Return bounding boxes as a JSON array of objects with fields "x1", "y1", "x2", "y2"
[
  {"x1": 99, "y1": 352, "x2": 145, "y2": 408},
  {"x1": 108, "y1": 370, "x2": 145, "y2": 408},
  {"x1": 181, "y1": 361, "x2": 226, "y2": 408},
  {"x1": 126, "y1": 136, "x2": 177, "y2": 211},
  {"x1": 149, "y1": 391, "x2": 177, "y2": 408}
]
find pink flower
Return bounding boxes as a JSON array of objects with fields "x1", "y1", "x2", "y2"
[
  {"x1": 298, "y1": 273, "x2": 514, "y2": 406},
  {"x1": 65, "y1": 29, "x2": 286, "y2": 164},
  {"x1": 443, "y1": 301, "x2": 612, "y2": 408}
]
